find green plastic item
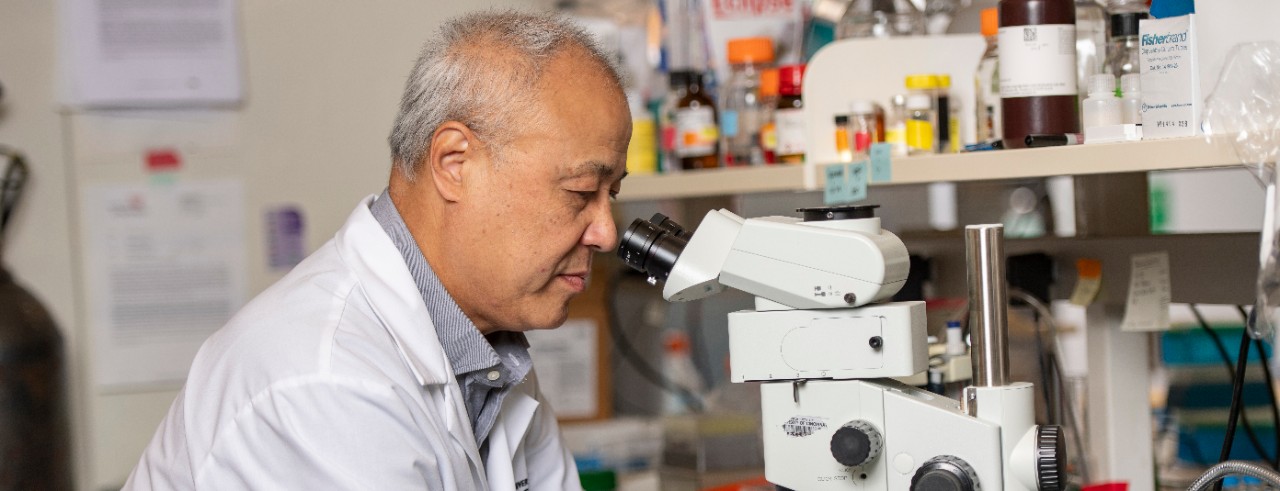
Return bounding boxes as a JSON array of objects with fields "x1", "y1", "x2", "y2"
[{"x1": 579, "y1": 469, "x2": 618, "y2": 491}]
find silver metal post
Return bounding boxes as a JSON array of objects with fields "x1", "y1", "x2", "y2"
[{"x1": 965, "y1": 224, "x2": 1010, "y2": 387}]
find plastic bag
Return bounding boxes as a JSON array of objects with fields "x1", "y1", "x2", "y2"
[{"x1": 1203, "y1": 42, "x2": 1280, "y2": 340}]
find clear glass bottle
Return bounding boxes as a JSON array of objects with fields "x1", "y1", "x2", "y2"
[
  {"x1": 849, "y1": 100, "x2": 878, "y2": 157},
  {"x1": 1075, "y1": 0, "x2": 1107, "y2": 102},
  {"x1": 836, "y1": 0, "x2": 925, "y2": 39},
  {"x1": 884, "y1": 94, "x2": 909, "y2": 157},
  {"x1": 1103, "y1": 2, "x2": 1147, "y2": 82},
  {"x1": 720, "y1": 37, "x2": 774, "y2": 167},
  {"x1": 975, "y1": 8, "x2": 1002, "y2": 144}
]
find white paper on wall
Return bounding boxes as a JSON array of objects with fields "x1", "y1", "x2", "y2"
[
  {"x1": 60, "y1": 0, "x2": 243, "y2": 107},
  {"x1": 82, "y1": 179, "x2": 246, "y2": 389},
  {"x1": 526, "y1": 319, "x2": 600, "y2": 419}
]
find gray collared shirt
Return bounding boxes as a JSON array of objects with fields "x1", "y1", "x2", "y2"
[{"x1": 368, "y1": 190, "x2": 532, "y2": 453}]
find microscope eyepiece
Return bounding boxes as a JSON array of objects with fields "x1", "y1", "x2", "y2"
[{"x1": 618, "y1": 213, "x2": 689, "y2": 283}]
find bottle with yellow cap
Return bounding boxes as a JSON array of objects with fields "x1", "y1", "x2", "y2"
[
  {"x1": 720, "y1": 37, "x2": 775, "y2": 167},
  {"x1": 904, "y1": 74, "x2": 939, "y2": 154}
]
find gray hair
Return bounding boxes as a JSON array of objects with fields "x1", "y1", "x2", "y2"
[{"x1": 388, "y1": 10, "x2": 624, "y2": 180}]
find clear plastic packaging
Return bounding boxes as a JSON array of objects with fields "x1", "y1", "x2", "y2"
[{"x1": 1202, "y1": 42, "x2": 1280, "y2": 340}]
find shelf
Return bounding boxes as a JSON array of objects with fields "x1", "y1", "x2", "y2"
[{"x1": 616, "y1": 136, "x2": 1245, "y2": 202}]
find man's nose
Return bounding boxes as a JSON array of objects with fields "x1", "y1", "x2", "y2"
[{"x1": 583, "y1": 205, "x2": 619, "y2": 252}]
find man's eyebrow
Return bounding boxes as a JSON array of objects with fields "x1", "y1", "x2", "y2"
[{"x1": 560, "y1": 161, "x2": 623, "y2": 180}]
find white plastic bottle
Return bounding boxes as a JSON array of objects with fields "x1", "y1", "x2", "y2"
[
  {"x1": 1082, "y1": 73, "x2": 1121, "y2": 130},
  {"x1": 1119, "y1": 73, "x2": 1142, "y2": 125}
]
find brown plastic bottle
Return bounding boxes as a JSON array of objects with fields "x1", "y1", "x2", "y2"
[
  {"x1": 998, "y1": 0, "x2": 1080, "y2": 149},
  {"x1": 673, "y1": 70, "x2": 720, "y2": 170}
]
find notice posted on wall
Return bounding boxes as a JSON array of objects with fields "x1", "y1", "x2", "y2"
[
  {"x1": 60, "y1": 0, "x2": 243, "y2": 107},
  {"x1": 526, "y1": 319, "x2": 600, "y2": 420},
  {"x1": 82, "y1": 179, "x2": 246, "y2": 390}
]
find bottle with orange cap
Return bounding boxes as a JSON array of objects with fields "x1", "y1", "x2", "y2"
[
  {"x1": 720, "y1": 37, "x2": 775, "y2": 167},
  {"x1": 975, "y1": 7, "x2": 1002, "y2": 143},
  {"x1": 774, "y1": 64, "x2": 807, "y2": 164}
]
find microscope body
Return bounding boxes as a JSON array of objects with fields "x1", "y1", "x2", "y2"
[{"x1": 619, "y1": 208, "x2": 1062, "y2": 491}]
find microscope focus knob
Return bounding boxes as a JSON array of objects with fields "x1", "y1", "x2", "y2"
[
  {"x1": 829, "y1": 421, "x2": 882, "y2": 468},
  {"x1": 910, "y1": 455, "x2": 979, "y2": 491},
  {"x1": 1036, "y1": 425, "x2": 1066, "y2": 491}
]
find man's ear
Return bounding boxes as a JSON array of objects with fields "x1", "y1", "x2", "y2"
[{"x1": 426, "y1": 121, "x2": 476, "y2": 203}]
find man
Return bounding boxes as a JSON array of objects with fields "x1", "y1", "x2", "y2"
[{"x1": 125, "y1": 10, "x2": 631, "y2": 490}]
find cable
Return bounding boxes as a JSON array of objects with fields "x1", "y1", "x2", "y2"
[
  {"x1": 1189, "y1": 460, "x2": 1280, "y2": 491},
  {"x1": 1239, "y1": 305, "x2": 1280, "y2": 471},
  {"x1": 1189, "y1": 305, "x2": 1274, "y2": 467},
  {"x1": 1218, "y1": 329, "x2": 1259, "y2": 491},
  {"x1": 605, "y1": 270, "x2": 704, "y2": 413}
]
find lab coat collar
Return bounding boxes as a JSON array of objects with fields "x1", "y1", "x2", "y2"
[{"x1": 333, "y1": 195, "x2": 452, "y2": 386}]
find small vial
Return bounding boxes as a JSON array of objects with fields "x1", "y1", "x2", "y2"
[
  {"x1": 834, "y1": 115, "x2": 854, "y2": 162},
  {"x1": 905, "y1": 93, "x2": 936, "y2": 156},
  {"x1": 945, "y1": 320, "x2": 967, "y2": 357},
  {"x1": 849, "y1": 100, "x2": 877, "y2": 155},
  {"x1": 1120, "y1": 73, "x2": 1142, "y2": 125},
  {"x1": 1082, "y1": 73, "x2": 1121, "y2": 130},
  {"x1": 884, "y1": 94, "x2": 909, "y2": 157}
]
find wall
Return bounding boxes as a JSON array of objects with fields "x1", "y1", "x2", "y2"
[{"x1": 1, "y1": 1, "x2": 556, "y2": 489}]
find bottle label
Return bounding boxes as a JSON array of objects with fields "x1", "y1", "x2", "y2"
[
  {"x1": 906, "y1": 119, "x2": 934, "y2": 152},
  {"x1": 775, "y1": 108, "x2": 806, "y2": 157},
  {"x1": 998, "y1": 24, "x2": 1078, "y2": 98},
  {"x1": 675, "y1": 106, "x2": 718, "y2": 157}
]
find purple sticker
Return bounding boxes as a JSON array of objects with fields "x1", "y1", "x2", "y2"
[{"x1": 265, "y1": 206, "x2": 306, "y2": 270}]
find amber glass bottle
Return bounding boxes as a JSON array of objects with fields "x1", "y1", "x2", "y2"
[
  {"x1": 998, "y1": 0, "x2": 1080, "y2": 149},
  {"x1": 774, "y1": 64, "x2": 807, "y2": 164},
  {"x1": 673, "y1": 70, "x2": 720, "y2": 170}
]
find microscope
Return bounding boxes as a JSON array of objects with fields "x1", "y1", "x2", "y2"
[{"x1": 618, "y1": 205, "x2": 1064, "y2": 491}]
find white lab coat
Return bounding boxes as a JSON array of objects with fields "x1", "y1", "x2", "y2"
[{"x1": 124, "y1": 196, "x2": 582, "y2": 491}]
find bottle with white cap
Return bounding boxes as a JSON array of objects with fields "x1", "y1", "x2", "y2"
[
  {"x1": 1119, "y1": 73, "x2": 1142, "y2": 125},
  {"x1": 1082, "y1": 73, "x2": 1121, "y2": 131}
]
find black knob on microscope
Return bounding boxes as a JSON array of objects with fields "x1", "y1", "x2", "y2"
[
  {"x1": 829, "y1": 421, "x2": 882, "y2": 468},
  {"x1": 1036, "y1": 425, "x2": 1067, "y2": 491},
  {"x1": 910, "y1": 455, "x2": 979, "y2": 491}
]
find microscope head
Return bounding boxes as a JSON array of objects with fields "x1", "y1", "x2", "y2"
[{"x1": 618, "y1": 206, "x2": 911, "y2": 310}]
